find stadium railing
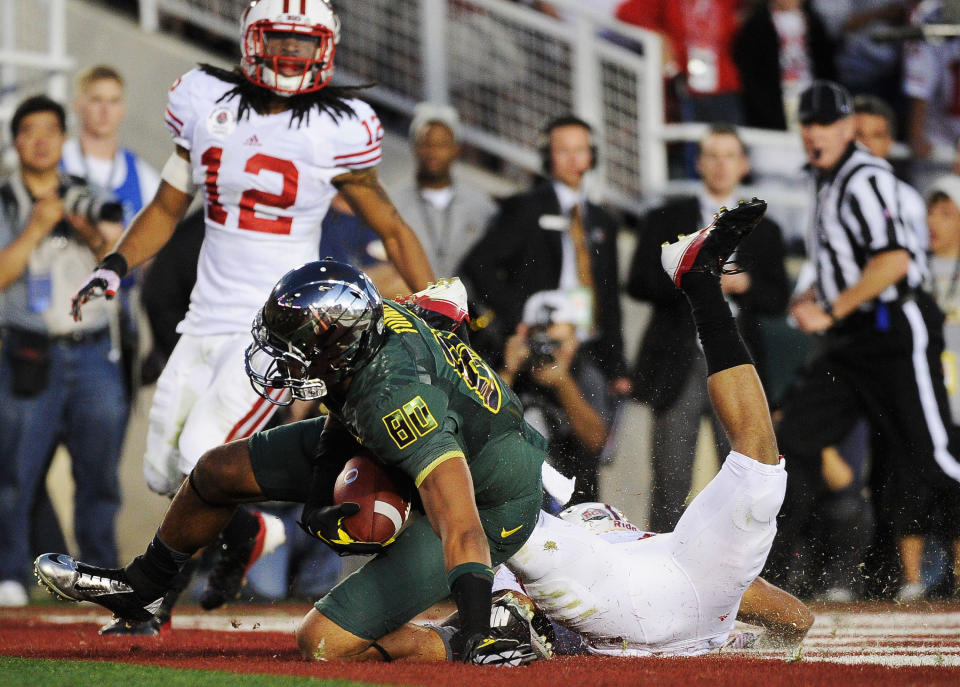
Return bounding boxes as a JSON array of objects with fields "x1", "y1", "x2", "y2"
[{"x1": 0, "y1": 0, "x2": 75, "y2": 155}]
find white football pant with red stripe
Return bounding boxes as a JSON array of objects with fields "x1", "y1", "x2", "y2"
[{"x1": 143, "y1": 332, "x2": 286, "y2": 496}]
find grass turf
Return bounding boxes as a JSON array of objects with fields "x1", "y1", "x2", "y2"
[{"x1": 0, "y1": 656, "x2": 387, "y2": 687}]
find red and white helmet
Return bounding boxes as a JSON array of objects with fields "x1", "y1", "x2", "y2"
[
  {"x1": 240, "y1": 0, "x2": 341, "y2": 96},
  {"x1": 558, "y1": 502, "x2": 640, "y2": 537}
]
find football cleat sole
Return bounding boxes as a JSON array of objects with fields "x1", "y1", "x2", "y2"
[{"x1": 661, "y1": 197, "x2": 767, "y2": 287}]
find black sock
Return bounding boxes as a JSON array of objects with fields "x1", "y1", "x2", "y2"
[
  {"x1": 680, "y1": 271, "x2": 753, "y2": 376},
  {"x1": 125, "y1": 534, "x2": 192, "y2": 600},
  {"x1": 221, "y1": 507, "x2": 261, "y2": 546},
  {"x1": 449, "y1": 572, "x2": 493, "y2": 656}
]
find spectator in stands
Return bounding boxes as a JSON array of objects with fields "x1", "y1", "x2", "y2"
[
  {"x1": 0, "y1": 95, "x2": 127, "y2": 606},
  {"x1": 927, "y1": 175, "x2": 960, "y2": 427},
  {"x1": 853, "y1": 94, "x2": 897, "y2": 160},
  {"x1": 61, "y1": 64, "x2": 160, "y2": 395},
  {"x1": 498, "y1": 290, "x2": 613, "y2": 504},
  {"x1": 812, "y1": 1, "x2": 910, "y2": 106},
  {"x1": 903, "y1": 0, "x2": 960, "y2": 188},
  {"x1": 918, "y1": 175, "x2": 960, "y2": 599},
  {"x1": 315, "y1": 192, "x2": 405, "y2": 297},
  {"x1": 625, "y1": 123, "x2": 788, "y2": 532},
  {"x1": 616, "y1": 0, "x2": 745, "y2": 126},
  {"x1": 734, "y1": 0, "x2": 835, "y2": 131},
  {"x1": 62, "y1": 65, "x2": 159, "y2": 231},
  {"x1": 386, "y1": 103, "x2": 496, "y2": 279},
  {"x1": 461, "y1": 114, "x2": 628, "y2": 392}
]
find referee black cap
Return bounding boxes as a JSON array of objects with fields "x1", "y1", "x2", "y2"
[{"x1": 798, "y1": 80, "x2": 853, "y2": 126}]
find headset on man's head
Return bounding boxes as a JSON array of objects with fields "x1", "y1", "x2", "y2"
[{"x1": 539, "y1": 114, "x2": 598, "y2": 177}]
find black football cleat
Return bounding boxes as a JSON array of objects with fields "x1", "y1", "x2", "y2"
[
  {"x1": 99, "y1": 615, "x2": 171, "y2": 636},
  {"x1": 34, "y1": 553, "x2": 162, "y2": 622},
  {"x1": 489, "y1": 591, "x2": 553, "y2": 661},
  {"x1": 661, "y1": 197, "x2": 767, "y2": 287},
  {"x1": 198, "y1": 510, "x2": 284, "y2": 610}
]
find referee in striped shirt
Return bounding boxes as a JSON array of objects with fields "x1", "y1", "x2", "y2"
[{"x1": 770, "y1": 80, "x2": 960, "y2": 598}]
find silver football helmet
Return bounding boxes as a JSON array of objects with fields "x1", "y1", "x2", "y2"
[{"x1": 245, "y1": 260, "x2": 386, "y2": 405}]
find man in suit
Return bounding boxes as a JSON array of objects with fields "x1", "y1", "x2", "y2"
[
  {"x1": 626, "y1": 124, "x2": 789, "y2": 532},
  {"x1": 461, "y1": 115, "x2": 628, "y2": 392}
]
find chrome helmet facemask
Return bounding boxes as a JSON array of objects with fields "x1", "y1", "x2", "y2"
[{"x1": 244, "y1": 261, "x2": 386, "y2": 406}]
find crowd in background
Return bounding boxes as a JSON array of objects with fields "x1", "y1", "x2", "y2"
[{"x1": 6, "y1": 0, "x2": 960, "y2": 608}]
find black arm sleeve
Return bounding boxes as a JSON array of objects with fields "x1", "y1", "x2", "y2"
[{"x1": 304, "y1": 422, "x2": 362, "y2": 511}]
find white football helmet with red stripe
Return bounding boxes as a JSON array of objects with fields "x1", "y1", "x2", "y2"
[
  {"x1": 240, "y1": 0, "x2": 341, "y2": 96},
  {"x1": 559, "y1": 502, "x2": 641, "y2": 537}
]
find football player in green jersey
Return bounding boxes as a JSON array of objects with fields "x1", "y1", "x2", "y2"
[{"x1": 35, "y1": 260, "x2": 548, "y2": 665}]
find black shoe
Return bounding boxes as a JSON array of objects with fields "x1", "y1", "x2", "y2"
[
  {"x1": 34, "y1": 553, "x2": 162, "y2": 623},
  {"x1": 489, "y1": 592, "x2": 553, "y2": 660},
  {"x1": 661, "y1": 198, "x2": 767, "y2": 287},
  {"x1": 198, "y1": 511, "x2": 284, "y2": 610}
]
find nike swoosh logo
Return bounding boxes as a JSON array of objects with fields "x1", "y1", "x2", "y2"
[{"x1": 500, "y1": 525, "x2": 523, "y2": 538}]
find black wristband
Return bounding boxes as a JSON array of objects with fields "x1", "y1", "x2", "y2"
[
  {"x1": 449, "y1": 570, "x2": 494, "y2": 641},
  {"x1": 99, "y1": 252, "x2": 129, "y2": 279}
]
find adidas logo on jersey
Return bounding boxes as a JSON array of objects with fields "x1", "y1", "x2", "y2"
[{"x1": 244, "y1": 134, "x2": 261, "y2": 146}]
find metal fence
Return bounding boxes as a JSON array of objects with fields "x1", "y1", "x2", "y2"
[{"x1": 0, "y1": 0, "x2": 74, "y2": 147}]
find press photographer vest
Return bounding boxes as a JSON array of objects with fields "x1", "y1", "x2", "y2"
[{"x1": 0, "y1": 173, "x2": 115, "y2": 336}]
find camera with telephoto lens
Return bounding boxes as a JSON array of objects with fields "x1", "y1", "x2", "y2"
[
  {"x1": 62, "y1": 183, "x2": 124, "y2": 224},
  {"x1": 527, "y1": 326, "x2": 559, "y2": 367}
]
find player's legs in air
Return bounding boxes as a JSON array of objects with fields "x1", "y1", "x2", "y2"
[
  {"x1": 503, "y1": 200, "x2": 793, "y2": 655},
  {"x1": 659, "y1": 199, "x2": 787, "y2": 643}
]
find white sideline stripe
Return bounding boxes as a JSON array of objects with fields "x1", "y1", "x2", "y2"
[
  {"x1": 807, "y1": 627, "x2": 960, "y2": 642},
  {"x1": 809, "y1": 612, "x2": 960, "y2": 628},
  {"x1": 805, "y1": 655, "x2": 960, "y2": 667},
  {"x1": 374, "y1": 500, "x2": 403, "y2": 532},
  {"x1": 37, "y1": 612, "x2": 299, "y2": 633}
]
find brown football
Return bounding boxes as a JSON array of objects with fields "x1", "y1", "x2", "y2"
[{"x1": 333, "y1": 450, "x2": 412, "y2": 544}]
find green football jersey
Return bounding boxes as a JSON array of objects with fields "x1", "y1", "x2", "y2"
[{"x1": 332, "y1": 300, "x2": 544, "y2": 507}]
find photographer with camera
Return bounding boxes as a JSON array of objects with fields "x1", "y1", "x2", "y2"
[
  {"x1": 498, "y1": 290, "x2": 613, "y2": 505},
  {"x1": 0, "y1": 95, "x2": 127, "y2": 607}
]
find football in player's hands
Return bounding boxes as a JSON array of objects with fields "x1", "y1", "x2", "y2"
[{"x1": 333, "y1": 450, "x2": 411, "y2": 544}]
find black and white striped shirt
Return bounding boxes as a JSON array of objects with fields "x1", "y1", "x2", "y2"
[{"x1": 807, "y1": 144, "x2": 927, "y2": 308}]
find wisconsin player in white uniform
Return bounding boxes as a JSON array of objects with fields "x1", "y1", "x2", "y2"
[
  {"x1": 493, "y1": 503, "x2": 811, "y2": 656},
  {"x1": 69, "y1": 0, "x2": 434, "y2": 633},
  {"x1": 495, "y1": 200, "x2": 808, "y2": 657}
]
